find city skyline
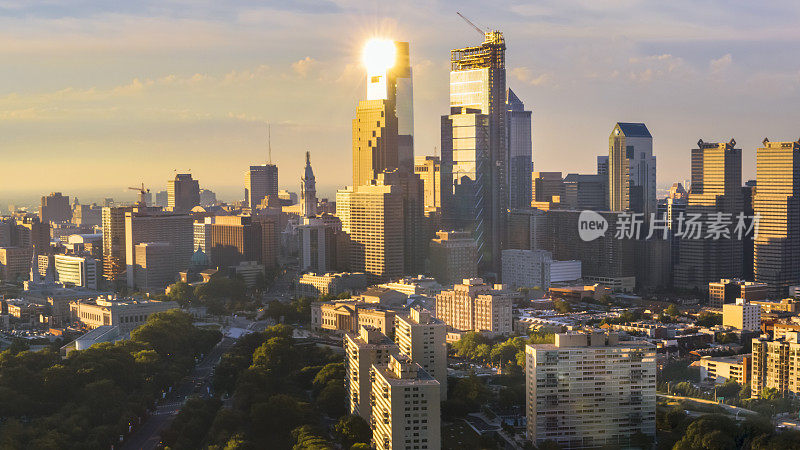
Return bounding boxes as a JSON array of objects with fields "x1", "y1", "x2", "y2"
[{"x1": 3, "y1": 1, "x2": 800, "y2": 206}]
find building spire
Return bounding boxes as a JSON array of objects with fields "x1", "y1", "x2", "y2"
[{"x1": 267, "y1": 123, "x2": 272, "y2": 164}]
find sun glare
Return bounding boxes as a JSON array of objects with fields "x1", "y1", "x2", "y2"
[{"x1": 362, "y1": 38, "x2": 396, "y2": 73}]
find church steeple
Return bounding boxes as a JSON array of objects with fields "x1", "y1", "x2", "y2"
[{"x1": 300, "y1": 151, "x2": 317, "y2": 218}]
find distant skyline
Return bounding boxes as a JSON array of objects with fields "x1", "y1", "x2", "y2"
[{"x1": 2, "y1": 0, "x2": 800, "y2": 205}]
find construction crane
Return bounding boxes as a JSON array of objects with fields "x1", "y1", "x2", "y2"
[
  {"x1": 457, "y1": 12, "x2": 485, "y2": 36},
  {"x1": 128, "y1": 183, "x2": 150, "y2": 207}
]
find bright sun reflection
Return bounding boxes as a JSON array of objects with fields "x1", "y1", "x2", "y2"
[{"x1": 362, "y1": 38, "x2": 396, "y2": 73}]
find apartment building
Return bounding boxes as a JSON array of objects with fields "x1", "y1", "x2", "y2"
[
  {"x1": 395, "y1": 308, "x2": 447, "y2": 400},
  {"x1": 344, "y1": 326, "x2": 399, "y2": 421},
  {"x1": 434, "y1": 278, "x2": 518, "y2": 334}
]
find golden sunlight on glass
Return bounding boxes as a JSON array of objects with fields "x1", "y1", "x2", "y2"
[{"x1": 362, "y1": 38, "x2": 396, "y2": 73}]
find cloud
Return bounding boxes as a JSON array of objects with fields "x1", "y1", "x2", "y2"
[
  {"x1": 291, "y1": 56, "x2": 317, "y2": 78},
  {"x1": 709, "y1": 53, "x2": 732, "y2": 74},
  {"x1": 509, "y1": 67, "x2": 552, "y2": 86},
  {"x1": 626, "y1": 53, "x2": 690, "y2": 83}
]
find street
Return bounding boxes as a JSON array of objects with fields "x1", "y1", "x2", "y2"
[{"x1": 122, "y1": 335, "x2": 237, "y2": 450}]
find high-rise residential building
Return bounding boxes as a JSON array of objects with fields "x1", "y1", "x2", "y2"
[
  {"x1": 167, "y1": 173, "x2": 200, "y2": 212},
  {"x1": 428, "y1": 231, "x2": 478, "y2": 286},
  {"x1": 102, "y1": 206, "x2": 132, "y2": 283},
  {"x1": 441, "y1": 107, "x2": 492, "y2": 271},
  {"x1": 597, "y1": 155, "x2": 609, "y2": 175},
  {"x1": 563, "y1": 174, "x2": 607, "y2": 210},
  {"x1": 506, "y1": 88, "x2": 533, "y2": 209},
  {"x1": 526, "y1": 332, "x2": 656, "y2": 449},
  {"x1": 300, "y1": 151, "x2": 317, "y2": 218},
  {"x1": 448, "y1": 31, "x2": 507, "y2": 275},
  {"x1": 435, "y1": 278, "x2": 517, "y2": 334},
  {"x1": 337, "y1": 180, "x2": 404, "y2": 283},
  {"x1": 754, "y1": 139, "x2": 800, "y2": 296},
  {"x1": 608, "y1": 123, "x2": 656, "y2": 216},
  {"x1": 370, "y1": 354, "x2": 441, "y2": 450},
  {"x1": 208, "y1": 216, "x2": 263, "y2": 269},
  {"x1": 40, "y1": 192, "x2": 71, "y2": 224},
  {"x1": 344, "y1": 326, "x2": 399, "y2": 421},
  {"x1": 674, "y1": 139, "x2": 743, "y2": 290},
  {"x1": 245, "y1": 164, "x2": 279, "y2": 210},
  {"x1": 501, "y1": 249, "x2": 552, "y2": 290},
  {"x1": 532, "y1": 172, "x2": 565, "y2": 203},
  {"x1": 414, "y1": 156, "x2": 441, "y2": 213},
  {"x1": 124, "y1": 208, "x2": 193, "y2": 290},
  {"x1": 394, "y1": 308, "x2": 447, "y2": 400},
  {"x1": 752, "y1": 332, "x2": 800, "y2": 398},
  {"x1": 722, "y1": 299, "x2": 761, "y2": 331},
  {"x1": 54, "y1": 254, "x2": 98, "y2": 290},
  {"x1": 708, "y1": 278, "x2": 769, "y2": 308}
]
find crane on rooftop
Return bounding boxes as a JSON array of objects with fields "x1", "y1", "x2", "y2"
[
  {"x1": 457, "y1": 12, "x2": 486, "y2": 36},
  {"x1": 128, "y1": 183, "x2": 150, "y2": 207}
]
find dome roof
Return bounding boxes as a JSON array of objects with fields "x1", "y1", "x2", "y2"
[{"x1": 190, "y1": 247, "x2": 210, "y2": 268}]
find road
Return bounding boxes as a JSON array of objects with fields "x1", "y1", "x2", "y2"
[{"x1": 122, "y1": 336, "x2": 236, "y2": 450}]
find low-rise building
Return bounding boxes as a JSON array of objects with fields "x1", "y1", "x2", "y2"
[
  {"x1": 722, "y1": 299, "x2": 761, "y2": 331},
  {"x1": 550, "y1": 260, "x2": 582, "y2": 284},
  {"x1": 695, "y1": 354, "x2": 751, "y2": 385},
  {"x1": 70, "y1": 296, "x2": 178, "y2": 333},
  {"x1": 54, "y1": 254, "x2": 98, "y2": 290},
  {"x1": 750, "y1": 298, "x2": 799, "y2": 314},
  {"x1": 296, "y1": 272, "x2": 368, "y2": 298},
  {"x1": 709, "y1": 279, "x2": 768, "y2": 309}
]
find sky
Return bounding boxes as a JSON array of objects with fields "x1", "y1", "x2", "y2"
[{"x1": 1, "y1": 0, "x2": 799, "y2": 208}]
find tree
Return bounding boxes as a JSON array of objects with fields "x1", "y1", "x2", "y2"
[
  {"x1": 553, "y1": 299, "x2": 571, "y2": 314},
  {"x1": 334, "y1": 415, "x2": 371, "y2": 448},
  {"x1": 664, "y1": 304, "x2": 680, "y2": 317},
  {"x1": 696, "y1": 311, "x2": 722, "y2": 327},
  {"x1": 739, "y1": 383, "x2": 752, "y2": 400},
  {"x1": 673, "y1": 415, "x2": 738, "y2": 450},
  {"x1": 760, "y1": 387, "x2": 781, "y2": 401},
  {"x1": 167, "y1": 281, "x2": 194, "y2": 305}
]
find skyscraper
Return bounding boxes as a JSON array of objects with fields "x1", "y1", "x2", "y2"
[
  {"x1": 300, "y1": 151, "x2": 317, "y2": 218},
  {"x1": 753, "y1": 139, "x2": 800, "y2": 296},
  {"x1": 167, "y1": 173, "x2": 200, "y2": 212},
  {"x1": 447, "y1": 31, "x2": 507, "y2": 274},
  {"x1": 608, "y1": 123, "x2": 656, "y2": 217},
  {"x1": 414, "y1": 156, "x2": 441, "y2": 213},
  {"x1": 40, "y1": 192, "x2": 71, "y2": 223},
  {"x1": 506, "y1": 88, "x2": 533, "y2": 209},
  {"x1": 244, "y1": 164, "x2": 278, "y2": 210},
  {"x1": 674, "y1": 139, "x2": 743, "y2": 290},
  {"x1": 102, "y1": 206, "x2": 132, "y2": 283},
  {"x1": 124, "y1": 208, "x2": 193, "y2": 290}
]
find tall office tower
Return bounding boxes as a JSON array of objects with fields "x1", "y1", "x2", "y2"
[
  {"x1": 752, "y1": 332, "x2": 800, "y2": 398},
  {"x1": 428, "y1": 231, "x2": 478, "y2": 286},
  {"x1": 382, "y1": 170, "x2": 427, "y2": 275},
  {"x1": 507, "y1": 208, "x2": 547, "y2": 250},
  {"x1": 133, "y1": 242, "x2": 174, "y2": 292},
  {"x1": 297, "y1": 215, "x2": 338, "y2": 275},
  {"x1": 394, "y1": 308, "x2": 448, "y2": 400},
  {"x1": 15, "y1": 216, "x2": 50, "y2": 255},
  {"x1": 300, "y1": 151, "x2": 317, "y2": 218},
  {"x1": 344, "y1": 326, "x2": 399, "y2": 421},
  {"x1": 441, "y1": 107, "x2": 492, "y2": 271},
  {"x1": 608, "y1": 123, "x2": 656, "y2": 216},
  {"x1": 597, "y1": 155, "x2": 609, "y2": 176},
  {"x1": 199, "y1": 189, "x2": 217, "y2": 207},
  {"x1": 532, "y1": 172, "x2": 565, "y2": 203},
  {"x1": 526, "y1": 332, "x2": 656, "y2": 449},
  {"x1": 337, "y1": 179, "x2": 404, "y2": 283},
  {"x1": 40, "y1": 192, "x2": 71, "y2": 223},
  {"x1": 563, "y1": 174, "x2": 607, "y2": 210},
  {"x1": 72, "y1": 203, "x2": 102, "y2": 227},
  {"x1": 414, "y1": 156, "x2": 441, "y2": 213},
  {"x1": 155, "y1": 190, "x2": 168, "y2": 208},
  {"x1": 365, "y1": 40, "x2": 414, "y2": 173},
  {"x1": 353, "y1": 98, "x2": 398, "y2": 188},
  {"x1": 102, "y1": 206, "x2": 132, "y2": 283},
  {"x1": 167, "y1": 173, "x2": 200, "y2": 212},
  {"x1": 370, "y1": 354, "x2": 441, "y2": 450},
  {"x1": 501, "y1": 249, "x2": 552, "y2": 290},
  {"x1": 208, "y1": 216, "x2": 263, "y2": 268},
  {"x1": 741, "y1": 180, "x2": 756, "y2": 280},
  {"x1": 245, "y1": 164, "x2": 279, "y2": 210},
  {"x1": 124, "y1": 208, "x2": 193, "y2": 289},
  {"x1": 252, "y1": 215, "x2": 279, "y2": 270},
  {"x1": 434, "y1": 278, "x2": 516, "y2": 334},
  {"x1": 506, "y1": 88, "x2": 533, "y2": 209},
  {"x1": 674, "y1": 139, "x2": 743, "y2": 290},
  {"x1": 448, "y1": 31, "x2": 507, "y2": 275},
  {"x1": 193, "y1": 217, "x2": 213, "y2": 253},
  {"x1": 754, "y1": 139, "x2": 800, "y2": 296}
]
